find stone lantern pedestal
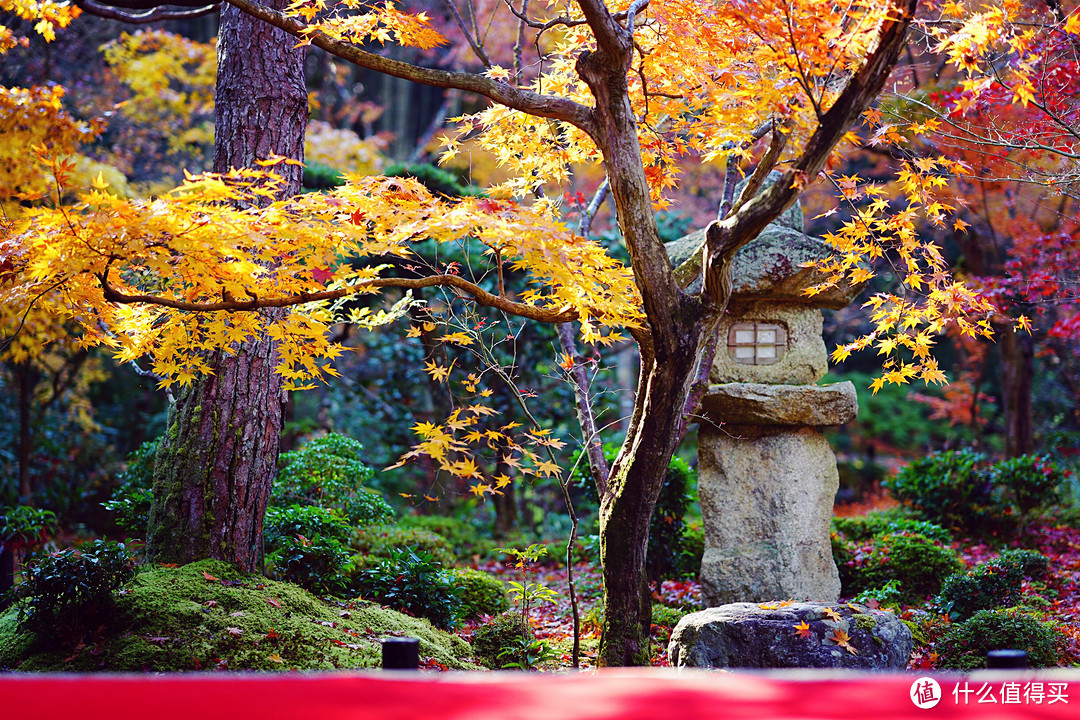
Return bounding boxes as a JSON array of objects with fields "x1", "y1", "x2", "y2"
[{"x1": 667, "y1": 192, "x2": 859, "y2": 605}]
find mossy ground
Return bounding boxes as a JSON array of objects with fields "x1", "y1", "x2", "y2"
[{"x1": 0, "y1": 560, "x2": 477, "y2": 672}]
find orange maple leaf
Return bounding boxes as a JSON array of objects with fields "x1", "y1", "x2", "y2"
[
  {"x1": 793, "y1": 621, "x2": 812, "y2": 640},
  {"x1": 830, "y1": 628, "x2": 858, "y2": 655},
  {"x1": 822, "y1": 607, "x2": 842, "y2": 622}
]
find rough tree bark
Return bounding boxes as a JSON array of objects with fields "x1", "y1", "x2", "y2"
[{"x1": 146, "y1": 0, "x2": 307, "y2": 571}]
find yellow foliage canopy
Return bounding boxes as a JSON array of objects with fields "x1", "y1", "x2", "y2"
[{"x1": 1, "y1": 167, "x2": 641, "y2": 390}]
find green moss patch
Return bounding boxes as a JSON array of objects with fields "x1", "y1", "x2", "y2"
[{"x1": 0, "y1": 560, "x2": 476, "y2": 672}]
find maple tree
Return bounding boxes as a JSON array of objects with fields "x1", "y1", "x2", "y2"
[
  {"x1": 849, "y1": 0, "x2": 1080, "y2": 453},
  {"x1": 2, "y1": 0, "x2": 1053, "y2": 666}
]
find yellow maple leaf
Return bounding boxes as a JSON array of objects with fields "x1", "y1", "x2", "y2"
[{"x1": 423, "y1": 360, "x2": 451, "y2": 383}]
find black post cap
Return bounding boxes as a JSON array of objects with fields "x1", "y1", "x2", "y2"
[
  {"x1": 381, "y1": 637, "x2": 420, "y2": 670},
  {"x1": 987, "y1": 649, "x2": 1028, "y2": 669}
]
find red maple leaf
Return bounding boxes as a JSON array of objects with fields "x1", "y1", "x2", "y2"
[{"x1": 311, "y1": 267, "x2": 334, "y2": 285}]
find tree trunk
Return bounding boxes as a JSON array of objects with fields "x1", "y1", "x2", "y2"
[
  {"x1": 146, "y1": 337, "x2": 287, "y2": 569},
  {"x1": 16, "y1": 363, "x2": 37, "y2": 503},
  {"x1": 146, "y1": 0, "x2": 307, "y2": 572},
  {"x1": 999, "y1": 326, "x2": 1035, "y2": 457},
  {"x1": 598, "y1": 329, "x2": 708, "y2": 665}
]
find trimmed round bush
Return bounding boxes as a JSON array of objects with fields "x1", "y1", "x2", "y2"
[
  {"x1": 998, "y1": 548, "x2": 1050, "y2": 580},
  {"x1": 351, "y1": 525, "x2": 455, "y2": 566},
  {"x1": 396, "y1": 515, "x2": 497, "y2": 560},
  {"x1": 264, "y1": 505, "x2": 354, "y2": 593},
  {"x1": 937, "y1": 610, "x2": 1061, "y2": 670},
  {"x1": 831, "y1": 509, "x2": 951, "y2": 544},
  {"x1": 991, "y1": 455, "x2": 1067, "y2": 519},
  {"x1": 884, "y1": 449, "x2": 1003, "y2": 533},
  {"x1": 264, "y1": 504, "x2": 351, "y2": 547},
  {"x1": 470, "y1": 610, "x2": 533, "y2": 669},
  {"x1": 936, "y1": 548, "x2": 1051, "y2": 621},
  {"x1": 839, "y1": 532, "x2": 964, "y2": 602},
  {"x1": 448, "y1": 568, "x2": 509, "y2": 618},
  {"x1": 936, "y1": 559, "x2": 1024, "y2": 622},
  {"x1": 273, "y1": 433, "x2": 392, "y2": 526}
]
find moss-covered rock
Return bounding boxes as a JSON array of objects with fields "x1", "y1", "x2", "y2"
[{"x1": 0, "y1": 560, "x2": 476, "y2": 672}]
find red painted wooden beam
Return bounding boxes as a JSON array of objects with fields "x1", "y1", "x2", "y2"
[{"x1": 0, "y1": 670, "x2": 1077, "y2": 720}]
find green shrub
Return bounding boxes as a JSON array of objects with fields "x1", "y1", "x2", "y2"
[
  {"x1": 0, "y1": 506, "x2": 57, "y2": 551},
  {"x1": 265, "y1": 505, "x2": 351, "y2": 547},
  {"x1": 884, "y1": 449, "x2": 1001, "y2": 533},
  {"x1": 936, "y1": 548, "x2": 1051, "y2": 622},
  {"x1": 383, "y1": 163, "x2": 479, "y2": 197},
  {"x1": 936, "y1": 561, "x2": 1024, "y2": 622},
  {"x1": 15, "y1": 540, "x2": 137, "y2": 644},
  {"x1": 673, "y1": 521, "x2": 704, "y2": 578},
  {"x1": 356, "y1": 547, "x2": 461, "y2": 629},
  {"x1": 651, "y1": 603, "x2": 688, "y2": 631},
  {"x1": 102, "y1": 438, "x2": 159, "y2": 537},
  {"x1": 831, "y1": 509, "x2": 951, "y2": 544},
  {"x1": 274, "y1": 433, "x2": 392, "y2": 526},
  {"x1": 991, "y1": 455, "x2": 1067, "y2": 519},
  {"x1": 839, "y1": 532, "x2": 964, "y2": 602},
  {"x1": 853, "y1": 579, "x2": 905, "y2": 608},
  {"x1": 647, "y1": 456, "x2": 696, "y2": 581},
  {"x1": 470, "y1": 610, "x2": 533, "y2": 669},
  {"x1": 937, "y1": 610, "x2": 1061, "y2": 670},
  {"x1": 998, "y1": 548, "x2": 1050, "y2": 580},
  {"x1": 302, "y1": 160, "x2": 344, "y2": 190},
  {"x1": 397, "y1": 515, "x2": 497, "y2": 560},
  {"x1": 351, "y1": 525, "x2": 455, "y2": 566},
  {"x1": 267, "y1": 536, "x2": 352, "y2": 595},
  {"x1": 264, "y1": 505, "x2": 353, "y2": 594},
  {"x1": 448, "y1": 568, "x2": 509, "y2": 618}
]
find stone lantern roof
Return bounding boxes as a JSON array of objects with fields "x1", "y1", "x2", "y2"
[{"x1": 664, "y1": 177, "x2": 860, "y2": 310}]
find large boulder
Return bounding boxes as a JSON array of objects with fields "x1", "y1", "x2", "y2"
[{"x1": 668, "y1": 602, "x2": 913, "y2": 670}]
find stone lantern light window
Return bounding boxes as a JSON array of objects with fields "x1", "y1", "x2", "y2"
[{"x1": 727, "y1": 322, "x2": 787, "y2": 365}]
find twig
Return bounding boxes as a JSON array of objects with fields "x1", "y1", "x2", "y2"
[{"x1": 73, "y1": 0, "x2": 219, "y2": 23}]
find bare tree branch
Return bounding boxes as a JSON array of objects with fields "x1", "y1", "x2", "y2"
[
  {"x1": 726, "y1": 121, "x2": 789, "y2": 218},
  {"x1": 557, "y1": 322, "x2": 609, "y2": 497},
  {"x1": 73, "y1": 0, "x2": 218, "y2": 23},
  {"x1": 97, "y1": 265, "x2": 579, "y2": 324},
  {"x1": 224, "y1": 0, "x2": 596, "y2": 135},
  {"x1": 443, "y1": 0, "x2": 491, "y2": 67}
]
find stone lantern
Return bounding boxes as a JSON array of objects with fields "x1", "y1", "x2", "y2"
[{"x1": 666, "y1": 191, "x2": 859, "y2": 605}]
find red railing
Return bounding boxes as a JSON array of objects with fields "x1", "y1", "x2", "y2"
[{"x1": 1, "y1": 670, "x2": 1078, "y2": 720}]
